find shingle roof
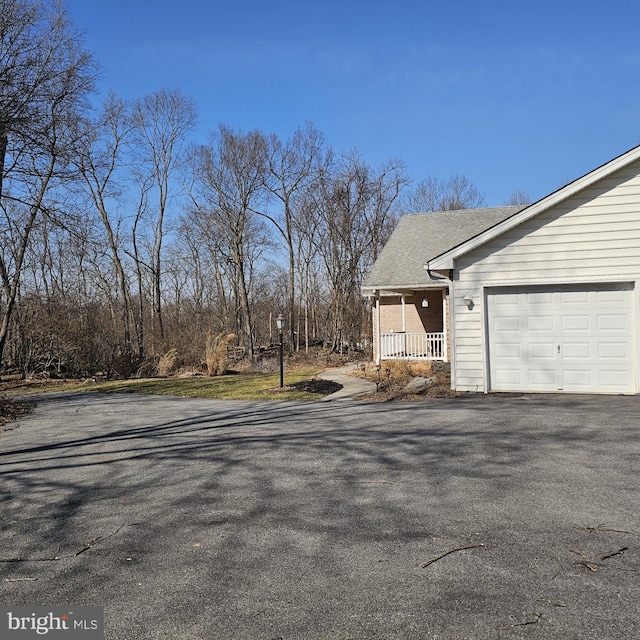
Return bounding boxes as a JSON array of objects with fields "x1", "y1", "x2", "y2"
[{"x1": 362, "y1": 206, "x2": 525, "y2": 292}]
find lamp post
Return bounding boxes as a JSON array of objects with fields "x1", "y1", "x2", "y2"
[{"x1": 276, "y1": 313, "x2": 285, "y2": 388}]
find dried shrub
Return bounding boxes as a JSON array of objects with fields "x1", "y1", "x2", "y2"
[
  {"x1": 158, "y1": 349, "x2": 179, "y2": 377},
  {"x1": 406, "y1": 361, "x2": 435, "y2": 376},
  {"x1": 205, "y1": 332, "x2": 237, "y2": 376},
  {"x1": 110, "y1": 350, "x2": 142, "y2": 379},
  {"x1": 381, "y1": 360, "x2": 412, "y2": 387},
  {"x1": 0, "y1": 395, "x2": 32, "y2": 428},
  {"x1": 136, "y1": 356, "x2": 160, "y2": 378},
  {"x1": 354, "y1": 360, "x2": 455, "y2": 401},
  {"x1": 357, "y1": 360, "x2": 433, "y2": 385}
]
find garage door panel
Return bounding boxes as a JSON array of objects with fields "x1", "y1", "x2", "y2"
[
  {"x1": 495, "y1": 316, "x2": 520, "y2": 331},
  {"x1": 487, "y1": 283, "x2": 636, "y2": 393},
  {"x1": 492, "y1": 293, "x2": 518, "y2": 305},
  {"x1": 494, "y1": 368, "x2": 522, "y2": 386},
  {"x1": 527, "y1": 315, "x2": 554, "y2": 331},
  {"x1": 528, "y1": 342, "x2": 555, "y2": 359},
  {"x1": 561, "y1": 369, "x2": 592, "y2": 388},
  {"x1": 526, "y1": 291, "x2": 553, "y2": 304},
  {"x1": 597, "y1": 314, "x2": 627, "y2": 331},
  {"x1": 495, "y1": 343, "x2": 521, "y2": 358},
  {"x1": 563, "y1": 342, "x2": 591, "y2": 358},
  {"x1": 529, "y1": 368, "x2": 556, "y2": 386},
  {"x1": 561, "y1": 291, "x2": 589, "y2": 304},
  {"x1": 598, "y1": 342, "x2": 629, "y2": 359},
  {"x1": 597, "y1": 289, "x2": 628, "y2": 303},
  {"x1": 561, "y1": 315, "x2": 590, "y2": 332},
  {"x1": 599, "y1": 370, "x2": 632, "y2": 388}
]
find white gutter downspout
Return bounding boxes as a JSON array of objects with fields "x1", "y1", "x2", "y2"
[
  {"x1": 426, "y1": 261, "x2": 455, "y2": 391},
  {"x1": 448, "y1": 272, "x2": 456, "y2": 391}
]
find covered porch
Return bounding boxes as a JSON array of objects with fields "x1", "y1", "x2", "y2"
[
  {"x1": 371, "y1": 287, "x2": 449, "y2": 363},
  {"x1": 380, "y1": 331, "x2": 446, "y2": 360}
]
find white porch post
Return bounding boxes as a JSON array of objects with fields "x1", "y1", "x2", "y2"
[
  {"x1": 442, "y1": 288, "x2": 448, "y2": 362},
  {"x1": 401, "y1": 294, "x2": 406, "y2": 332},
  {"x1": 375, "y1": 294, "x2": 381, "y2": 365}
]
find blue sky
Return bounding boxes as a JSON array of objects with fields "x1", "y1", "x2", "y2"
[{"x1": 68, "y1": 0, "x2": 640, "y2": 205}]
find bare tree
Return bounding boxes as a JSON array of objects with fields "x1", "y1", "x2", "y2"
[
  {"x1": 263, "y1": 123, "x2": 329, "y2": 349},
  {"x1": 186, "y1": 126, "x2": 270, "y2": 360},
  {"x1": 191, "y1": 126, "x2": 268, "y2": 358},
  {"x1": 291, "y1": 194, "x2": 323, "y2": 352},
  {"x1": 130, "y1": 88, "x2": 197, "y2": 351},
  {"x1": 0, "y1": 0, "x2": 97, "y2": 364},
  {"x1": 73, "y1": 93, "x2": 138, "y2": 359},
  {"x1": 314, "y1": 152, "x2": 408, "y2": 352},
  {"x1": 405, "y1": 174, "x2": 485, "y2": 212},
  {"x1": 178, "y1": 205, "x2": 232, "y2": 334},
  {"x1": 504, "y1": 189, "x2": 531, "y2": 206}
]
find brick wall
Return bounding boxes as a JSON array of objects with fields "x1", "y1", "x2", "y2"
[{"x1": 379, "y1": 291, "x2": 443, "y2": 333}]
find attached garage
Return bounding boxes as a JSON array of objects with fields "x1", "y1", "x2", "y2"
[
  {"x1": 422, "y1": 145, "x2": 640, "y2": 395},
  {"x1": 366, "y1": 144, "x2": 640, "y2": 394},
  {"x1": 486, "y1": 283, "x2": 636, "y2": 393}
]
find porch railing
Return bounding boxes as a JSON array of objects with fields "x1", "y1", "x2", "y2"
[{"x1": 380, "y1": 332, "x2": 445, "y2": 361}]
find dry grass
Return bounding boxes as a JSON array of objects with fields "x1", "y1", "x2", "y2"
[
  {"x1": 0, "y1": 394, "x2": 32, "y2": 428},
  {"x1": 205, "y1": 332, "x2": 236, "y2": 376},
  {"x1": 354, "y1": 360, "x2": 458, "y2": 400},
  {"x1": 354, "y1": 360, "x2": 433, "y2": 384},
  {"x1": 158, "y1": 349, "x2": 179, "y2": 377}
]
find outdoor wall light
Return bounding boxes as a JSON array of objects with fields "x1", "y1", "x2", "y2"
[
  {"x1": 421, "y1": 298, "x2": 429, "y2": 308},
  {"x1": 463, "y1": 295, "x2": 474, "y2": 309}
]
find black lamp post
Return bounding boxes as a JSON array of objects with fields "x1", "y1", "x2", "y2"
[{"x1": 276, "y1": 314, "x2": 285, "y2": 388}]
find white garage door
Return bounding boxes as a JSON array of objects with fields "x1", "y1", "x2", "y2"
[{"x1": 487, "y1": 283, "x2": 636, "y2": 393}]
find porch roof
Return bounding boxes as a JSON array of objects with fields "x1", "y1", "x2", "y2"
[{"x1": 362, "y1": 206, "x2": 525, "y2": 294}]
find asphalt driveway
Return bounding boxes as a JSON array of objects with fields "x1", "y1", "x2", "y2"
[{"x1": 1, "y1": 392, "x2": 639, "y2": 639}]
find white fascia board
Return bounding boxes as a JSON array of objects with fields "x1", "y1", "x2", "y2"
[
  {"x1": 427, "y1": 257, "x2": 455, "y2": 270},
  {"x1": 362, "y1": 283, "x2": 446, "y2": 296},
  {"x1": 428, "y1": 144, "x2": 640, "y2": 271}
]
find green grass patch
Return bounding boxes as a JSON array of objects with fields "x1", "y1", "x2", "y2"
[{"x1": 5, "y1": 369, "x2": 331, "y2": 401}]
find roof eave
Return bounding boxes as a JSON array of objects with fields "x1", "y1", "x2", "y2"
[
  {"x1": 361, "y1": 282, "x2": 447, "y2": 296},
  {"x1": 426, "y1": 257, "x2": 455, "y2": 270},
  {"x1": 428, "y1": 144, "x2": 640, "y2": 270}
]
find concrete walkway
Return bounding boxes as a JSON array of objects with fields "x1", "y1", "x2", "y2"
[{"x1": 318, "y1": 363, "x2": 377, "y2": 400}]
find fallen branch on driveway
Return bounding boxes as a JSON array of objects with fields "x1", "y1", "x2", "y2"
[
  {"x1": 0, "y1": 554, "x2": 59, "y2": 563},
  {"x1": 570, "y1": 549, "x2": 599, "y2": 572},
  {"x1": 496, "y1": 612, "x2": 543, "y2": 631},
  {"x1": 4, "y1": 577, "x2": 38, "y2": 582},
  {"x1": 0, "y1": 523, "x2": 136, "y2": 563},
  {"x1": 576, "y1": 524, "x2": 640, "y2": 538},
  {"x1": 419, "y1": 543, "x2": 484, "y2": 568},
  {"x1": 571, "y1": 546, "x2": 631, "y2": 572},
  {"x1": 600, "y1": 547, "x2": 628, "y2": 561}
]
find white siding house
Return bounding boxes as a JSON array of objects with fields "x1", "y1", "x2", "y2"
[{"x1": 365, "y1": 144, "x2": 640, "y2": 394}]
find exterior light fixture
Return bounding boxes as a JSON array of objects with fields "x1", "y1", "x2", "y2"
[{"x1": 463, "y1": 295, "x2": 473, "y2": 309}]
